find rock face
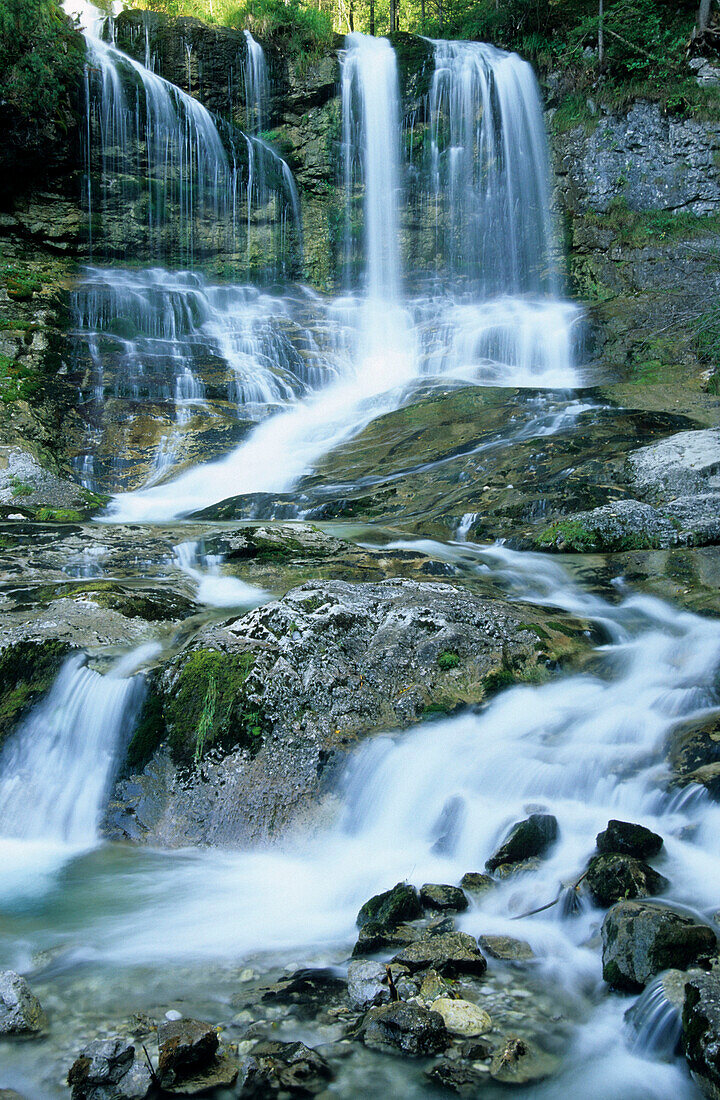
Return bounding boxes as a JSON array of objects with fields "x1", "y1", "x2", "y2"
[
  {"x1": 67, "y1": 1037, "x2": 153, "y2": 1100},
  {"x1": 682, "y1": 971, "x2": 720, "y2": 1098},
  {"x1": 628, "y1": 429, "x2": 720, "y2": 500},
  {"x1": 596, "y1": 820, "x2": 663, "y2": 859},
  {"x1": 486, "y1": 814, "x2": 559, "y2": 872},
  {"x1": 601, "y1": 901, "x2": 716, "y2": 991},
  {"x1": 558, "y1": 102, "x2": 720, "y2": 216},
  {"x1": 0, "y1": 971, "x2": 45, "y2": 1035},
  {"x1": 585, "y1": 853, "x2": 669, "y2": 908},
  {"x1": 359, "y1": 1002, "x2": 450, "y2": 1056},
  {"x1": 109, "y1": 578, "x2": 552, "y2": 846}
]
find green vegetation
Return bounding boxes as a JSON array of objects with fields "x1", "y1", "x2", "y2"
[
  {"x1": 437, "y1": 650, "x2": 460, "y2": 670},
  {"x1": 126, "y1": 688, "x2": 166, "y2": 771},
  {"x1": 35, "y1": 507, "x2": 84, "y2": 522},
  {"x1": 0, "y1": 353, "x2": 43, "y2": 404},
  {"x1": 589, "y1": 200, "x2": 720, "y2": 247},
  {"x1": 537, "y1": 519, "x2": 598, "y2": 551},
  {"x1": 0, "y1": 639, "x2": 69, "y2": 743},
  {"x1": 164, "y1": 649, "x2": 263, "y2": 766}
]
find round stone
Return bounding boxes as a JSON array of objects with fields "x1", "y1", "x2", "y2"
[{"x1": 430, "y1": 997, "x2": 492, "y2": 1037}]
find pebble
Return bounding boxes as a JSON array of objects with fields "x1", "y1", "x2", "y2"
[{"x1": 165, "y1": 1009, "x2": 183, "y2": 1021}]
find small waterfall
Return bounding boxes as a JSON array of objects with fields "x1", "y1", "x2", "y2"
[
  {"x1": 0, "y1": 652, "x2": 149, "y2": 846},
  {"x1": 625, "y1": 972, "x2": 686, "y2": 1059},
  {"x1": 173, "y1": 539, "x2": 268, "y2": 607},
  {"x1": 243, "y1": 30, "x2": 269, "y2": 134},
  {"x1": 426, "y1": 39, "x2": 559, "y2": 296}
]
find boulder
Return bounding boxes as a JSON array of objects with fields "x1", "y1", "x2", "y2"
[
  {"x1": 489, "y1": 1034, "x2": 560, "y2": 1085},
  {"x1": 682, "y1": 970, "x2": 720, "y2": 1098},
  {"x1": 346, "y1": 961, "x2": 391, "y2": 1011},
  {"x1": 352, "y1": 922, "x2": 420, "y2": 957},
  {"x1": 359, "y1": 1002, "x2": 450, "y2": 1057},
  {"x1": 486, "y1": 814, "x2": 558, "y2": 872},
  {"x1": 260, "y1": 968, "x2": 345, "y2": 1019},
  {"x1": 356, "y1": 882, "x2": 422, "y2": 931},
  {"x1": 157, "y1": 1018, "x2": 218, "y2": 1086},
  {"x1": 585, "y1": 853, "x2": 669, "y2": 907},
  {"x1": 392, "y1": 932, "x2": 487, "y2": 977},
  {"x1": 460, "y1": 872, "x2": 495, "y2": 895},
  {"x1": 67, "y1": 1037, "x2": 153, "y2": 1100},
  {"x1": 238, "y1": 1040, "x2": 332, "y2": 1097},
  {"x1": 596, "y1": 820, "x2": 663, "y2": 859},
  {"x1": 602, "y1": 901, "x2": 716, "y2": 991},
  {"x1": 420, "y1": 884, "x2": 468, "y2": 912},
  {"x1": 430, "y1": 997, "x2": 492, "y2": 1037},
  {"x1": 0, "y1": 971, "x2": 44, "y2": 1035},
  {"x1": 478, "y1": 935, "x2": 535, "y2": 962}
]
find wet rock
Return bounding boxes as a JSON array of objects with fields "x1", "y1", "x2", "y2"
[
  {"x1": 0, "y1": 970, "x2": 45, "y2": 1034},
  {"x1": 625, "y1": 968, "x2": 686, "y2": 1052},
  {"x1": 67, "y1": 1037, "x2": 153, "y2": 1100},
  {"x1": 602, "y1": 901, "x2": 717, "y2": 991},
  {"x1": 596, "y1": 819, "x2": 664, "y2": 859},
  {"x1": 418, "y1": 969, "x2": 453, "y2": 1003},
  {"x1": 238, "y1": 1040, "x2": 332, "y2": 1097},
  {"x1": 359, "y1": 1002, "x2": 450, "y2": 1056},
  {"x1": 352, "y1": 922, "x2": 419, "y2": 958},
  {"x1": 586, "y1": 853, "x2": 669, "y2": 908},
  {"x1": 425, "y1": 914, "x2": 457, "y2": 936},
  {"x1": 260, "y1": 968, "x2": 345, "y2": 1019},
  {"x1": 682, "y1": 970, "x2": 720, "y2": 1098},
  {"x1": 0, "y1": 1092, "x2": 28, "y2": 1099},
  {"x1": 392, "y1": 932, "x2": 488, "y2": 978},
  {"x1": 478, "y1": 935, "x2": 535, "y2": 962},
  {"x1": 493, "y1": 857, "x2": 542, "y2": 879},
  {"x1": 346, "y1": 961, "x2": 391, "y2": 1011},
  {"x1": 489, "y1": 1034, "x2": 560, "y2": 1085},
  {"x1": 460, "y1": 872, "x2": 495, "y2": 895},
  {"x1": 425, "y1": 1060, "x2": 490, "y2": 1094},
  {"x1": 430, "y1": 997, "x2": 492, "y2": 1037},
  {"x1": 667, "y1": 715, "x2": 720, "y2": 799},
  {"x1": 535, "y1": 500, "x2": 678, "y2": 553},
  {"x1": 168, "y1": 1057, "x2": 239, "y2": 1096},
  {"x1": 420, "y1": 883, "x2": 468, "y2": 912},
  {"x1": 357, "y1": 882, "x2": 422, "y2": 931},
  {"x1": 486, "y1": 814, "x2": 559, "y2": 872},
  {"x1": 157, "y1": 1018, "x2": 218, "y2": 1086},
  {"x1": 628, "y1": 429, "x2": 720, "y2": 501}
]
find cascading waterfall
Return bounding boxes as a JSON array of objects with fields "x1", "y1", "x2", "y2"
[{"x1": 0, "y1": 649, "x2": 150, "y2": 848}]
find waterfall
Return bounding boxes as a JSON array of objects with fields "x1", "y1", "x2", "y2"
[
  {"x1": 73, "y1": 5, "x2": 300, "y2": 273},
  {"x1": 342, "y1": 33, "x2": 403, "y2": 303},
  {"x1": 426, "y1": 40, "x2": 559, "y2": 296},
  {"x1": 0, "y1": 651, "x2": 150, "y2": 847},
  {"x1": 243, "y1": 30, "x2": 269, "y2": 134}
]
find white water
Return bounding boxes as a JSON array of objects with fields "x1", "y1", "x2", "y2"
[
  {"x1": 173, "y1": 538, "x2": 268, "y2": 607},
  {"x1": 0, "y1": 546, "x2": 715, "y2": 1097}
]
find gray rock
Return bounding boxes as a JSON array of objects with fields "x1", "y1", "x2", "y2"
[
  {"x1": 359, "y1": 1002, "x2": 450, "y2": 1056},
  {"x1": 430, "y1": 997, "x2": 492, "y2": 1037},
  {"x1": 628, "y1": 429, "x2": 720, "y2": 501},
  {"x1": 157, "y1": 1018, "x2": 218, "y2": 1086},
  {"x1": 392, "y1": 932, "x2": 488, "y2": 977},
  {"x1": 425, "y1": 1059, "x2": 490, "y2": 1094},
  {"x1": 486, "y1": 814, "x2": 558, "y2": 872},
  {"x1": 479, "y1": 935, "x2": 535, "y2": 962},
  {"x1": 586, "y1": 853, "x2": 669, "y2": 908},
  {"x1": 596, "y1": 819, "x2": 664, "y2": 859},
  {"x1": 602, "y1": 901, "x2": 716, "y2": 991},
  {"x1": 67, "y1": 1037, "x2": 153, "y2": 1100},
  {"x1": 489, "y1": 1034, "x2": 560, "y2": 1085},
  {"x1": 420, "y1": 883, "x2": 468, "y2": 912},
  {"x1": 0, "y1": 970, "x2": 45, "y2": 1034},
  {"x1": 682, "y1": 970, "x2": 720, "y2": 1097},
  {"x1": 346, "y1": 961, "x2": 391, "y2": 1011}
]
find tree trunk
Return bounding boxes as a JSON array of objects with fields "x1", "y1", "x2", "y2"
[
  {"x1": 421, "y1": 0, "x2": 425, "y2": 31},
  {"x1": 698, "y1": 0, "x2": 712, "y2": 34},
  {"x1": 370, "y1": 0, "x2": 375, "y2": 34},
  {"x1": 598, "y1": 0, "x2": 604, "y2": 66},
  {"x1": 390, "y1": 0, "x2": 397, "y2": 33}
]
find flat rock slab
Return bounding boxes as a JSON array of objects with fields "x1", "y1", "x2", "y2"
[{"x1": 628, "y1": 429, "x2": 720, "y2": 500}]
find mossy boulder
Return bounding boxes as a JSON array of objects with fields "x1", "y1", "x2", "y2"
[
  {"x1": 164, "y1": 649, "x2": 262, "y2": 766},
  {"x1": 602, "y1": 901, "x2": 716, "y2": 991},
  {"x1": 585, "y1": 853, "x2": 669, "y2": 908},
  {"x1": 0, "y1": 639, "x2": 70, "y2": 744}
]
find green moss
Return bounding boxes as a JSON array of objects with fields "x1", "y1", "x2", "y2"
[
  {"x1": 165, "y1": 649, "x2": 263, "y2": 766},
  {"x1": 551, "y1": 93, "x2": 598, "y2": 135},
  {"x1": 10, "y1": 478, "x2": 33, "y2": 498},
  {"x1": 437, "y1": 650, "x2": 460, "y2": 671},
  {"x1": 35, "y1": 508, "x2": 83, "y2": 522},
  {"x1": 0, "y1": 639, "x2": 70, "y2": 743},
  {"x1": 537, "y1": 519, "x2": 597, "y2": 552},
  {"x1": 0, "y1": 353, "x2": 43, "y2": 404}
]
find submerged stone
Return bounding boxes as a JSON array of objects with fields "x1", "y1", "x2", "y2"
[
  {"x1": 238, "y1": 1040, "x2": 332, "y2": 1096},
  {"x1": 489, "y1": 1034, "x2": 560, "y2": 1085}
]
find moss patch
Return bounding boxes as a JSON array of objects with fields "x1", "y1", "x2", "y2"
[
  {"x1": 0, "y1": 639, "x2": 70, "y2": 743},
  {"x1": 165, "y1": 649, "x2": 263, "y2": 766},
  {"x1": 437, "y1": 650, "x2": 460, "y2": 671},
  {"x1": 125, "y1": 687, "x2": 166, "y2": 772}
]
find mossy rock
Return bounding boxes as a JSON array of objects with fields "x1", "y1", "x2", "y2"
[
  {"x1": 0, "y1": 639, "x2": 71, "y2": 744},
  {"x1": 125, "y1": 684, "x2": 166, "y2": 773},
  {"x1": 164, "y1": 649, "x2": 263, "y2": 766}
]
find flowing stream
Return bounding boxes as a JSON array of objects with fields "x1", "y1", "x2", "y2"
[{"x1": 0, "y1": 14, "x2": 714, "y2": 1099}]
